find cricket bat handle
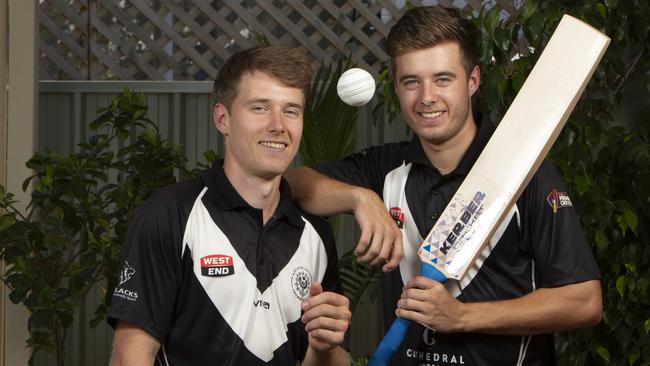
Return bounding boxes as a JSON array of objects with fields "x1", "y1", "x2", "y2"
[{"x1": 368, "y1": 262, "x2": 447, "y2": 366}]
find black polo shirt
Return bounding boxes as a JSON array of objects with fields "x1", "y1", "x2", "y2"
[
  {"x1": 314, "y1": 118, "x2": 600, "y2": 365},
  {"x1": 108, "y1": 160, "x2": 340, "y2": 365}
]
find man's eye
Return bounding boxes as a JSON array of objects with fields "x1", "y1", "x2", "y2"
[
  {"x1": 251, "y1": 105, "x2": 267, "y2": 112},
  {"x1": 436, "y1": 77, "x2": 451, "y2": 85}
]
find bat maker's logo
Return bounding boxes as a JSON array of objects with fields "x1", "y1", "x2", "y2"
[
  {"x1": 119, "y1": 261, "x2": 135, "y2": 285},
  {"x1": 291, "y1": 266, "x2": 312, "y2": 301},
  {"x1": 441, "y1": 191, "x2": 486, "y2": 255},
  {"x1": 390, "y1": 207, "x2": 405, "y2": 229},
  {"x1": 546, "y1": 189, "x2": 572, "y2": 213}
]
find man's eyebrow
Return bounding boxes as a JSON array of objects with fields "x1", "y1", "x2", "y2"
[
  {"x1": 284, "y1": 102, "x2": 304, "y2": 109},
  {"x1": 245, "y1": 98, "x2": 304, "y2": 109},
  {"x1": 398, "y1": 71, "x2": 457, "y2": 82},
  {"x1": 433, "y1": 71, "x2": 457, "y2": 78},
  {"x1": 244, "y1": 98, "x2": 271, "y2": 105}
]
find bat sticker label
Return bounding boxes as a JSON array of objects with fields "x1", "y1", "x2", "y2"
[{"x1": 441, "y1": 191, "x2": 486, "y2": 255}]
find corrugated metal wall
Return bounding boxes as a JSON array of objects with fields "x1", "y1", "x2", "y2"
[{"x1": 36, "y1": 81, "x2": 411, "y2": 364}]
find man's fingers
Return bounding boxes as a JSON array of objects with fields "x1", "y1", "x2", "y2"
[
  {"x1": 357, "y1": 228, "x2": 383, "y2": 264},
  {"x1": 370, "y1": 231, "x2": 394, "y2": 267},
  {"x1": 395, "y1": 306, "x2": 428, "y2": 325},
  {"x1": 354, "y1": 229, "x2": 372, "y2": 257},
  {"x1": 382, "y1": 233, "x2": 403, "y2": 272},
  {"x1": 309, "y1": 282, "x2": 323, "y2": 297},
  {"x1": 302, "y1": 303, "x2": 351, "y2": 324},
  {"x1": 307, "y1": 328, "x2": 346, "y2": 347},
  {"x1": 406, "y1": 276, "x2": 440, "y2": 290},
  {"x1": 303, "y1": 313, "x2": 350, "y2": 332},
  {"x1": 302, "y1": 291, "x2": 350, "y2": 311},
  {"x1": 401, "y1": 287, "x2": 432, "y2": 302},
  {"x1": 397, "y1": 296, "x2": 430, "y2": 313}
]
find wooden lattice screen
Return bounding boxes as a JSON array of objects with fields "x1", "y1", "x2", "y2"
[{"x1": 39, "y1": 0, "x2": 520, "y2": 81}]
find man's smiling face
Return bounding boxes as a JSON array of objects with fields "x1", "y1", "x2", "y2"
[
  {"x1": 215, "y1": 70, "x2": 304, "y2": 180},
  {"x1": 394, "y1": 42, "x2": 479, "y2": 148}
]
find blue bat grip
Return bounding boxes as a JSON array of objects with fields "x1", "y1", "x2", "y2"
[{"x1": 367, "y1": 262, "x2": 447, "y2": 366}]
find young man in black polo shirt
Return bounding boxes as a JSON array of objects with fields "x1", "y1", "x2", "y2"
[
  {"x1": 285, "y1": 6, "x2": 602, "y2": 365},
  {"x1": 108, "y1": 46, "x2": 351, "y2": 365}
]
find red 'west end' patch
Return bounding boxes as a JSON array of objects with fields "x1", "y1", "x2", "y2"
[
  {"x1": 390, "y1": 207, "x2": 405, "y2": 229},
  {"x1": 200, "y1": 254, "x2": 235, "y2": 277}
]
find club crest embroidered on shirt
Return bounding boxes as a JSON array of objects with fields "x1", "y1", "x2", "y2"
[
  {"x1": 390, "y1": 207, "x2": 405, "y2": 229},
  {"x1": 291, "y1": 266, "x2": 312, "y2": 301},
  {"x1": 200, "y1": 254, "x2": 235, "y2": 277},
  {"x1": 546, "y1": 189, "x2": 573, "y2": 213}
]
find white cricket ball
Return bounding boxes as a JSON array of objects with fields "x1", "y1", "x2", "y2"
[{"x1": 336, "y1": 68, "x2": 376, "y2": 107}]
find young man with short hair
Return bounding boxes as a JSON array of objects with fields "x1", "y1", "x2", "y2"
[
  {"x1": 286, "y1": 6, "x2": 601, "y2": 365},
  {"x1": 109, "y1": 45, "x2": 351, "y2": 366}
]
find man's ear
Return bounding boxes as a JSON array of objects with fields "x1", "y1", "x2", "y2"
[
  {"x1": 214, "y1": 103, "x2": 229, "y2": 135},
  {"x1": 468, "y1": 65, "x2": 480, "y2": 96}
]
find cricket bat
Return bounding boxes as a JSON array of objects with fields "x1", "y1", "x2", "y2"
[{"x1": 368, "y1": 14, "x2": 610, "y2": 365}]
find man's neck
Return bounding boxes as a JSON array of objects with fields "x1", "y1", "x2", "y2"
[
  {"x1": 421, "y1": 117, "x2": 478, "y2": 175},
  {"x1": 222, "y1": 162, "x2": 281, "y2": 225}
]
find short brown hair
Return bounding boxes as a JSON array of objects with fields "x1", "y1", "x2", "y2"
[
  {"x1": 212, "y1": 45, "x2": 313, "y2": 109},
  {"x1": 385, "y1": 6, "x2": 480, "y2": 76}
]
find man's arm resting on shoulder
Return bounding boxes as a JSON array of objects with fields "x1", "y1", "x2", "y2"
[
  {"x1": 285, "y1": 167, "x2": 403, "y2": 271},
  {"x1": 285, "y1": 166, "x2": 369, "y2": 216},
  {"x1": 111, "y1": 320, "x2": 161, "y2": 366},
  {"x1": 398, "y1": 278, "x2": 602, "y2": 335}
]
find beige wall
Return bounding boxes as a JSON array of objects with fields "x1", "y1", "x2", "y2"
[{"x1": 3, "y1": 1, "x2": 37, "y2": 365}]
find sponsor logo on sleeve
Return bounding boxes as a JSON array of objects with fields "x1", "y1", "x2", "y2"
[
  {"x1": 200, "y1": 254, "x2": 235, "y2": 277},
  {"x1": 390, "y1": 207, "x2": 405, "y2": 229},
  {"x1": 113, "y1": 261, "x2": 139, "y2": 302},
  {"x1": 291, "y1": 266, "x2": 312, "y2": 301},
  {"x1": 546, "y1": 189, "x2": 573, "y2": 213},
  {"x1": 119, "y1": 261, "x2": 135, "y2": 285}
]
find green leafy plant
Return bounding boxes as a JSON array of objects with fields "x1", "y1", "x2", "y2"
[
  {"x1": 301, "y1": 59, "x2": 359, "y2": 166},
  {"x1": 473, "y1": 1, "x2": 650, "y2": 364},
  {"x1": 0, "y1": 89, "x2": 198, "y2": 365}
]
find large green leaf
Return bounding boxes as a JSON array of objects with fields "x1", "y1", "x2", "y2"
[{"x1": 300, "y1": 59, "x2": 360, "y2": 166}]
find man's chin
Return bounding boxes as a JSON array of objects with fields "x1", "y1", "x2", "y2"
[{"x1": 257, "y1": 165, "x2": 291, "y2": 180}]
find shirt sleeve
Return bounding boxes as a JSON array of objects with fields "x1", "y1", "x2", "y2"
[
  {"x1": 522, "y1": 161, "x2": 601, "y2": 288},
  {"x1": 107, "y1": 188, "x2": 187, "y2": 342},
  {"x1": 312, "y1": 142, "x2": 407, "y2": 195},
  {"x1": 305, "y1": 215, "x2": 341, "y2": 295}
]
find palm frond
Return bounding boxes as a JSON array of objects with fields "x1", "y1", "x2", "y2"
[{"x1": 300, "y1": 59, "x2": 359, "y2": 165}]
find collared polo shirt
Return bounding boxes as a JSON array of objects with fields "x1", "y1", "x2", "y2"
[
  {"x1": 108, "y1": 160, "x2": 340, "y2": 365},
  {"x1": 314, "y1": 118, "x2": 600, "y2": 365}
]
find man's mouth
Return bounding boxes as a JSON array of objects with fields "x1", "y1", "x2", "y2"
[
  {"x1": 259, "y1": 141, "x2": 288, "y2": 149},
  {"x1": 419, "y1": 111, "x2": 445, "y2": 118}
]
